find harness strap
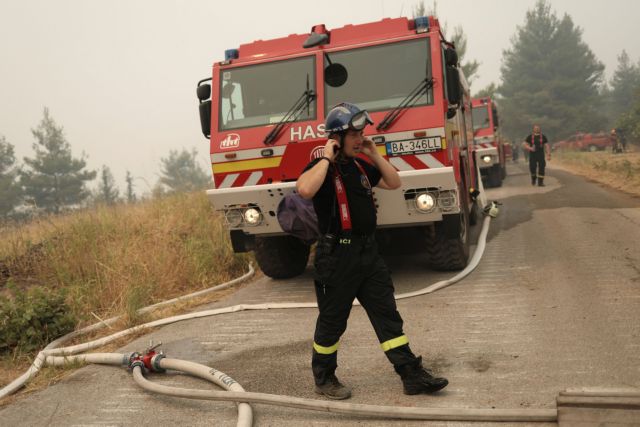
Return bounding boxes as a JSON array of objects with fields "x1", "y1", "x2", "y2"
[{"x1": 332, "y1": 159, "x2": 375, "y2": 232}]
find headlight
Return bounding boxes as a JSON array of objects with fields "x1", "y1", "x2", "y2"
[
  {"x1": 415, "y1": 193, "x2": 436, "y2": 212},
  {"x1": 243, "y1": 208, "x2": 262, "y2": 226},
  {"x1": 225, "y1": 209, "x2": 243, "y2": 227},
  {"x1": 438, "y1": 190, "x2": 457, "y2": 211},
  {"x1": 482, "y1": 155, "x2": 492, "y2": 164}
]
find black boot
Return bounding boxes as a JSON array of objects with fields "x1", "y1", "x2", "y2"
[
  {"x1": 531, "y1": 178, "x2": 536, "y2": 186},
  {"x1": 395, "y1": 356, "x2": 448, "y2": 395},
  {"x1": 538, "y1": 178, "x2": 545, "y2": 187},
  {"x1": 314, "y1": 374, "x2": 352, "y2": 400}
]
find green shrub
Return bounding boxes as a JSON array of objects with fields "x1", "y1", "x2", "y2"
[{"x1": 0, "y1": 284, "x2": 77, "y2": 354}]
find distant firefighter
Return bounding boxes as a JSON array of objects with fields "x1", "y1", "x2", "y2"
[{"x1": 522, "y1": 125, "x2": 551, "y2": 186}]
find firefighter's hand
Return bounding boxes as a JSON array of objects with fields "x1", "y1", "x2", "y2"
[
  {"x1": 324, "y1": 139, "x2": 340, "y2": 161},
  {"x1": 361, "y1": 138, "x2": 378, "y2": 159}
]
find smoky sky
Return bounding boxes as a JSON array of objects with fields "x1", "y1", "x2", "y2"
[{"x1": 1, "y1": 0, "x2": 638, "y2": 194}]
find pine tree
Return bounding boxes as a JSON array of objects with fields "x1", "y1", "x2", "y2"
[
  {"x1": 95, "y1": 165, "x2": 120, "y2": 205},
  {"x1": 125, "y1": 170, "x2": 136, "y2": 203},
  {"x1": 499, "y1": 0, "x2": 605, "y2": 141},
  {"x1": 412, "y1": 1, "x2": 480, "y2": 84},
  {"x1": 616, "y1": 87, "x2": 640, "y2": 141},
  {"x1": 609, "y1": 51, "x2": 640, "y2": 120},
  {"x1": 0, "y1": 135, "x2": 22, "y2": 217},
  {"x1": 474, "y1": 82, "x2": 499, "y2": 99},
  {"x1": 158, "y1": 148, "x2": 210, "y2": 193},
  {"x1": 20, "y1": 108, "x2": 96, "y2": 213}
]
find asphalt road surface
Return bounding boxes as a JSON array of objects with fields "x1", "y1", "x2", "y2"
[{"x1": 1, "y1": 161, "x2": 639, "y2": 426}]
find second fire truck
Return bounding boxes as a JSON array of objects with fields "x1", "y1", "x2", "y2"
[{"x1": 471, "y1": 97, "x2": 506, "y2": 187}]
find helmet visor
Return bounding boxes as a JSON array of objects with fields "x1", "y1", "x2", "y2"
[{"x1": 349, "y1": 111, "x2": 373, "y2": 131}]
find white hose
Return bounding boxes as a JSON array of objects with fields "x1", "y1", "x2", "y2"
[
  {"x1": 1, "y1": 167, "x2": 543, "y2": 425},
  {"x1": 0, "y1": 265, "x2": 255, "y2": 399},
  {"x1": 45, "y1": 353, "x2": 132, "y2": 367},
  {"x1": 130, "y1": 358, "x2": 556, "y2": 422},
  {"x1": 160, "y1": 358, "x2": 253, "y2": 427}
]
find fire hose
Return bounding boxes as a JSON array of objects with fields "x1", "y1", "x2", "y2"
[{"x1": 0, "y1": 177, "x2": 560, "y2": 425}]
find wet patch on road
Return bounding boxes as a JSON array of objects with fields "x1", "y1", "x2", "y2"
[
  {"x1": 468, "y1": 355, "x2": 492, "y2": 373},
  {"x1": 484, "y1": 165, "x2": 640, "y2": 242}
]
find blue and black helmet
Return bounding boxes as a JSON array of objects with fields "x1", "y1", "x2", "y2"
[{"x1": 324, "y1": 102, "x2": 374, "y2": 134}]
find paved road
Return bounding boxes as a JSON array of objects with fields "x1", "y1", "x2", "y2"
[{"x1": 1, "y1": 161, "x2": 639, "y2": 426}]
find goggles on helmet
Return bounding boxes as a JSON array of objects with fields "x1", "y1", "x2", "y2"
[{"x1": 349, "y1": 110, "x2": 374, "y2": 131}]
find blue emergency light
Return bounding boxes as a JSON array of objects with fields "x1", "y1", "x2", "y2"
[
  {"x1": 225, "y1": 49, "x2": 239, "y2": 61},
  {"x1": 415, "y1": 16, "x2": 429, "y2": 33}
]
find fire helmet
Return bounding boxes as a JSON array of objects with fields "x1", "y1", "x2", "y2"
[{"x1": 324, "y1": 102, "x2": 373, "y2": 134}]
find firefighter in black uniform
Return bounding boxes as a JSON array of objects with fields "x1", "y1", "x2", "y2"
[
  {"x1": 296, "y1": 103, "x2": 448, "y2": 400},
  {"x1": 522, "y1": 124, "x2": 551, "y2": 186}
]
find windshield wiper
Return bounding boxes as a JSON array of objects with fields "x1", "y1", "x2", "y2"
[
  {"x1": 263, "y1": 77, "x2": 316, "y2": 145},
  {"x1": 376, "y1": 77, "x2": 434, "y2": 131}
]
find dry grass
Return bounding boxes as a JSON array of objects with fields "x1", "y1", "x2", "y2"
[
  {"x1": 0, "y1": 192, "x2": 254, "y2": 398},
  {"x1": 0, "y1": 192, "x2": 251, "y2": 323},
  {"x1": 552, "y1": 147, "x2": 640, "y2": 198}
]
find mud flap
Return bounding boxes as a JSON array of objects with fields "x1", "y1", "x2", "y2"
[{"x1": 230, "y1": 230, "x2": 255, "y2": 253}]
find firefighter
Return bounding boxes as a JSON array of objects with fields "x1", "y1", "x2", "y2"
[
  {"x1": 611, "y1": 128, "x2": 624, "y2": 153},
  {"x1": 296, "y1": 102, "x2": 448, "y2": 400},
  {"x1": 522, "y1": 124, "x2": 551, "y2": 186}
]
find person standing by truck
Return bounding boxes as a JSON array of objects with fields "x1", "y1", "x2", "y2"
[
  {"x1": 522, "y1": 124, "x2": 551, "y2": 186},
  {"x1": 296, "y1": 102, "x2": 449, "y2": 400}
]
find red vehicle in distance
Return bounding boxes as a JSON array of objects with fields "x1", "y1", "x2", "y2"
[{"x1": 552, "y1": 132, "x2": 612, "y2": 152}]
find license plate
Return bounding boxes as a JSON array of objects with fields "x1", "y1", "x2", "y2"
[{"x1": 386, "y1": 137, "x2": 442, "y2": 156}]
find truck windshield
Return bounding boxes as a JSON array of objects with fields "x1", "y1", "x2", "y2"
[
  {"x1": 219, "y1": 56, "x2": 316, "y2": 131},
  {"x1": 472, "y1": 106, "x2": 491, "y2": 131},
  {"x1": 325, "y1": 38, "x2": 433, "y2": 113}
]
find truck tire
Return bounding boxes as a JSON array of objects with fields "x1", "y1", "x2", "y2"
[
  {"x1": 588, "y1": 144, "x2": 597, "y2": 152},
  {"x1": 254, "y1": 235, "x2": 310, "y2": 279},
  {"x1": 487, "y1": 164, "x2": 502, "y2": 187},
  {"x1": 425, "y1": 200, "x2": 470, "y2": 271}
]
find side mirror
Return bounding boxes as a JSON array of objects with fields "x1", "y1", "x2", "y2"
[
  {"x1": 199, "y1": 101, "x2": 211, "y2": 138},
  {"x1": 303, "y1": 32, "x2": 329, "y2": 49},
  {"x1": 325, "y1": 63, "x2": 348, "y2": 87},
  {"x1": 196, "y1": 81, "x2": 212, "y2": 139},
  {"x1": 492, "y1": 106, "x2": 499, "y2": 127},
  {"x1": 197, "y1": 84, "x2": 211, "y2": 101},
  {"x1": 445, "y1": 65, "x2": 461, "y2": 105},
  {"x1": 444, "y1": 48, "x2": 458, "y2": 67}
]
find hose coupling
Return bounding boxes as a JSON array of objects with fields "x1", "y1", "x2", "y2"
[
  {"x1": 150, "y1": 353, "x2": 166, "y2": 373},
  {"x1": 128, "y1": 352, "x2": 147, "y2": 372}
]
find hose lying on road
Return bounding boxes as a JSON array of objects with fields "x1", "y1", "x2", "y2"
[
  {"x1": 1, "y1": 177, "x2": 558, "y2": 425},
  {"x1": 137, "y1": 357, "x2": 556, "y2": 423},
  {"x1": 0, "y1": 266, "x2": 256, "y2": 400},
  {"x1": 1, "y1": 214, "x2": 488, "y2": 400}
]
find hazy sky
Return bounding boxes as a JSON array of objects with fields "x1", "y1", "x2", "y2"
[{"x1": 1, "y1": 0, "x2": 639, "y2": 195}]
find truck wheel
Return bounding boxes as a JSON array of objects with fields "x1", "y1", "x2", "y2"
[
  {"x1": 254, "y1": 235, "x2": 310, "y2": 279},
  {"x1": 425, "y1": 200, "x2": 470, "y2": 271},
  {"x1": 488, "y1": 164, "x2": 502, "y2": 187},
  {"x1": 588, "y1": 144, "x2": 597, "y2": 152}
]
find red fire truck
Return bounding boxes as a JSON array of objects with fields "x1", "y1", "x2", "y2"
[
  {"x1": 196, "y1": 16, "x2": 480, "y2": 279},
  {"x1": 471, "y1": 97, "x2": 506, "y2": 187}
]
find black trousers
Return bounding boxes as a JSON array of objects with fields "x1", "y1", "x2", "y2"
[
  {"x1": 311, "y1": 234, "x2": 417, "y2": 385},
  {"x1": 529, "y1": 153, "x2": 546, "y2": 183}
]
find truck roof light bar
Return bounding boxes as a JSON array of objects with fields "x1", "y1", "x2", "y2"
[
  {"x1": 415, "y1": 16, "x2": 429, "y2": 33},
  {"x1": 222, "y1": 49, "x2": 239, "y2": 64}
]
